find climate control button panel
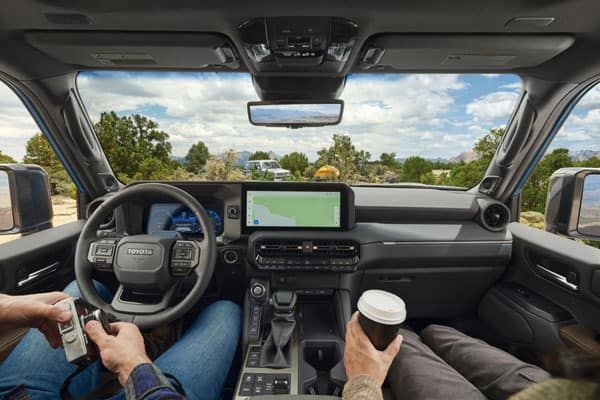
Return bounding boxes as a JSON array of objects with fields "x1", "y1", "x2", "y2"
[{"x1": 252, "y1": 239, "x2": 359, "y2": 272}]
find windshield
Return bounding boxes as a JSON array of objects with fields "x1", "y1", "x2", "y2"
[
  {"x1": 77, "y1": 72, "x2": 521, "y2": 187},
  {"x1": 262, "y1": 161, "x2": 281, "y2": 169}
]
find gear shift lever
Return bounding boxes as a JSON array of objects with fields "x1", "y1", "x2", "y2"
[{"x1": 259, "y1": 290, "x2": 297, "y2": 368}]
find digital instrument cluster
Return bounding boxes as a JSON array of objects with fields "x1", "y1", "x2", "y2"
[{"x1": 146, "y1": 203, "x2": 223, "y2": 236}]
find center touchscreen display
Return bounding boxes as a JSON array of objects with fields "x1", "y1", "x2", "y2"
[{"x1": 246, "y1": 190, "x2": 341, "y2": 228}]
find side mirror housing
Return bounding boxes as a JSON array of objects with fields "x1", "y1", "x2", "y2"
[
  {"x1": 0, "y1": 164, "x2": 53, "y2": 235},
  {"x1": 545, "y1": 167, "x2": 600, "y2": 240}
]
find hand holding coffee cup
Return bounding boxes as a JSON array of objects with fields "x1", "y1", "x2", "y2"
[
  {"x1": 344, "y1": 311, "x2": 403, "y2": 386},
  {"x1": 357, "y1": 290, "x2": 406, "y2": 351}
]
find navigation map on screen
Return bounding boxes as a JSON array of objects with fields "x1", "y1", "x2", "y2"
[{"x1": 246, "y1": 190, "x2": 341, "y2": 228}]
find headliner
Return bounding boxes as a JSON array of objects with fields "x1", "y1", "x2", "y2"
[{"x1": 1, "y1": 0, "x2": 600, "y2": 83}]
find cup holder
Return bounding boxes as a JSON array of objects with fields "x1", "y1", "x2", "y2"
[{"x1": 302, "y1": 342, "x2": 344, "y2": 396}]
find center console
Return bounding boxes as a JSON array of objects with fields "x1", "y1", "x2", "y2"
[
  {"x1": 235, "y1": 281, "x2": 351, "y2": 399},
  {"x1": 233, "y1": 183, "x2": 356, "y2": 399}
]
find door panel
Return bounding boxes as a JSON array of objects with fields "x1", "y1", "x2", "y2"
[
  {"x1": 0, "y1": 220, "x2": 84, "y2": 294},
  {"x1": 504, "y1": 223, "x2": 600, "y2": 332}
]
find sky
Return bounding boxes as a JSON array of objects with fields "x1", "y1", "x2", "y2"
[{"x1": 1, "y1": 71, "x2": 599, "y2": 162}]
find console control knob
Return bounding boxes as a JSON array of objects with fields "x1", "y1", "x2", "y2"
[
  {"x1": 250, "y1": 283, "x2": 266, "y2": 299},
  {"x1": 223, "y1": 249, "x2": 240, "y2": 264}
]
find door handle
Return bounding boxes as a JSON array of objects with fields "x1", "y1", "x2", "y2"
[
  {"x1": 17, "y1": 262, "x2": 59, "y2": 288},
  {"x1": 535, "y1": 264, "x2": 579, "y2": 291}
]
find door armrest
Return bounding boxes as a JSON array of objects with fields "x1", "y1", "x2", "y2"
[{"x1": 559, "y1": 324, "x2": 600, "y2": 354}]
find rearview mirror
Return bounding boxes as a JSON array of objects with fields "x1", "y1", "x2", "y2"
[
  {"x1": 247, "y1": 100, "x2": 343, "y2": 128},
  {"x1": 0, "y1": 164, "x2": 53, "y2": 235},
  {"x1": 545, "y1": 168, "x2": 600, "y2": 240}
]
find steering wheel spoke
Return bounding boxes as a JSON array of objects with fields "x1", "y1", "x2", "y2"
[
  {"x1": 87, "y1": 237, "x2": 120, "y2": 271},
  {"x1": 110, "y1": 284, "x2": 177, "y2": 315},
  {"x1": 169, "y1": 240, "x2": 201, "y2": 277}
]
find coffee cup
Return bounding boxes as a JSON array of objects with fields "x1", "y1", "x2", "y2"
[{"x1": 357, "y1": 290, "x2": 406, "y2": 351}]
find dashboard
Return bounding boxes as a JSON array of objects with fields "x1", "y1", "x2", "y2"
[
  {"x1": 139, "y1": 182, "x2": 354, "y2": 239},
  {"x1": 146, "y1": 203, "x2": 223, "y2": 236},
  {"x1": 118, "y1": 180, "x2": 512, "y2": 319}
]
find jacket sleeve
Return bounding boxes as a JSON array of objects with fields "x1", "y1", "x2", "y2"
[
  {"x1": 342, "y1": 375, "x2": 383, "y2": 400},
  {"x1": 124, "y1": 363, "x2": 185, "y2": 400}
]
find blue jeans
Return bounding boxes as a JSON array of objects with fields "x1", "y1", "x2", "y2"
[{"x1": 0, "y1": 281, "x2": 241, "y2": 400}]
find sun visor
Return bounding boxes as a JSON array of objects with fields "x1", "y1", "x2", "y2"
[
  {"x1": 358, "y1": 35, "x2": 574, "y2": 71},
  {"x1": 24, "y1": 31, "x2": 240, "y2": 69}
]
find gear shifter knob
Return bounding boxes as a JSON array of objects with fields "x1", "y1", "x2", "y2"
[{"x1": 272, "y1": 290, "x2": 296, "y2": 316}]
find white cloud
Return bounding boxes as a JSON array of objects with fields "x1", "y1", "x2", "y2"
[
  {"x1": 501, "y1": 82, "x2": 522, "y2": 90},
  {"x1": 466, "y1": 91, "x2": 519, "y2": 122},
  {"x1": 482, "y1": 74, "x2": 500, "y2": 78},
  {"x1": 557, "y1": 129, "x2": 592, "y2": 141},
  {"x1": 0, "y1": 84, "x2": 40, "y2": 161}
]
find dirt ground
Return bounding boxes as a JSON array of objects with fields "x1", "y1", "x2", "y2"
[{"x1": 0, "y1": 195, "x2": 78, "y2": 244}]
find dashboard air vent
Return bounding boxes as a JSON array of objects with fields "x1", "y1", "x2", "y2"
[
  {"x1": 253, "y1": 238, "x2": 360, "y2": 271},
  {"x1": 479, "y1": 201, "x2": 510, "y2": 232},
  {"x1": 257, "y1": 240, "x2": 303, "y2": 256},
  {"x1": 86, "y1": 196, "x2": 116, "y2": 229}
]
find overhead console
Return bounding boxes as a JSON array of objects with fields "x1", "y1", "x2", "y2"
[{"x1": 239, "y1": 17, "x2": 358, "y2": 74}]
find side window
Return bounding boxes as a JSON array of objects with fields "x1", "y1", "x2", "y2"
[
  {"x1": 520, "y1": 84, "x2": 600, "y2": 248},
  {"x1": 0, "y1": 82, "x2": 77, "y2": 244}
]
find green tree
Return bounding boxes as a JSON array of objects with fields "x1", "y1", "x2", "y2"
[
  {"x1": 204, "y1": 149, "x2": 245, "y2": 181},
  {"x1": 133, "y1": 158, "x2": 173, "y2": 181},
  {"x1": 94, "y1": 112, "x2": 174, "y2": 181},
  {"x1": 474, "y1": 128, "x2": 504, "y2": 159},
  {"x1": 184, "y1": 141, "x2": 210, "y2": 173},
  {"x1": 280, "y1": 152, "x2": 309, "y2": 176},
  {"x1": 23, "y1": 133, "x2": 75, "y2": 196},
  {"x1": 0, "y1": 150, "x2": 15, "y2": 163},
  {"x1": 445, "y1": 128, "x2": 505, "y2": 188},
  {"x1": 354, "y1": 149, "x2": 372, "y2": 176},
  {"x1": 316, "y1": 134, "x2": 358, "y2": 181},
  {"x1": 445, "y1": 160, "x2": 487, "y2": 188},
  {"x1": 521, "y1": 148, "x2": 573, "y2": 212},
  {"x1": 401, "y1": 156, "x2": 432, "y2": 182},
  {"x1": 249, "y1": 151, "x2": 271, "y2": 161},
  {"x1": 578, "y1": 156, "x2": 600, "y2": 168},
  {"x1": 380, "y1": 152, "x2": 399, "y2": 170}
]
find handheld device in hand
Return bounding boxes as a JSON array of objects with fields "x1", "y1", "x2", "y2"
[{"x1": 56, "y1": 297, "x2": 116, "y2": 365}]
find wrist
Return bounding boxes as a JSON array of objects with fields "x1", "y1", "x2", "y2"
[
  {"x1": 0, "y1": 295, "x2": 15, "y2": 324},
  {"x1": 118, "y1": 355, "x2": 152, "y2": 385}
]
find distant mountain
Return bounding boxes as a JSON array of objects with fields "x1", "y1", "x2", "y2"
[
  {"x1": 217, "y1": 150, "x2": 280, "y2": 166},
  {"x1": 570, "y1": 150, "x2": 600, "y2": 161},
  {"x1": 449, "y1": 150, "x2": 479, "y2": 163}
]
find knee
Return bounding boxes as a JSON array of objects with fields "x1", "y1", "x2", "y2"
[
  {"x1": 203, "y1": 300, "x2": 242, "y2": 329},
  {"x1": 62, "y1": 281, "x2": 82, "y2": 297},
  {"x1": 62, "y1": 280, "x2": 112, "y2": 302},
  {"x1": 420, "y1": 324, "x2": 463, "y2": 348}
]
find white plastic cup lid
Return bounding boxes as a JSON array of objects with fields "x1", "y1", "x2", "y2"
[{"x1": 357, "y1": 290, "x2": 406, "y2": 325}]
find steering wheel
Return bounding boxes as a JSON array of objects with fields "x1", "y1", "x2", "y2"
[{"x1": 74, "y1": 183, "x2": 217, "y2": 330}]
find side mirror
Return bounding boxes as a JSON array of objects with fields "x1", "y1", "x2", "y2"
[
  {"x1": 544, "y1": 167, "x2": 600, "y2": 240},
  {"x1": 0, "y1": 164, "x2": 53, "y2": 235}
]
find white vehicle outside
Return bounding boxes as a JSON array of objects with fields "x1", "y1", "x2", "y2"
[{"x1": 244, "y1": 160, "x2": 291, "y2": 181}]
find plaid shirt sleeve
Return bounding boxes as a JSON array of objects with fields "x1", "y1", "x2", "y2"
[{"x1": 123, "y1": 363, "x2": 185, "y2": 400}]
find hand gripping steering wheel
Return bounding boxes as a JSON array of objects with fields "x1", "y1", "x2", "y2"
[{"x1": 74, "y1": 183, "x2": 217, "y2": 330}]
